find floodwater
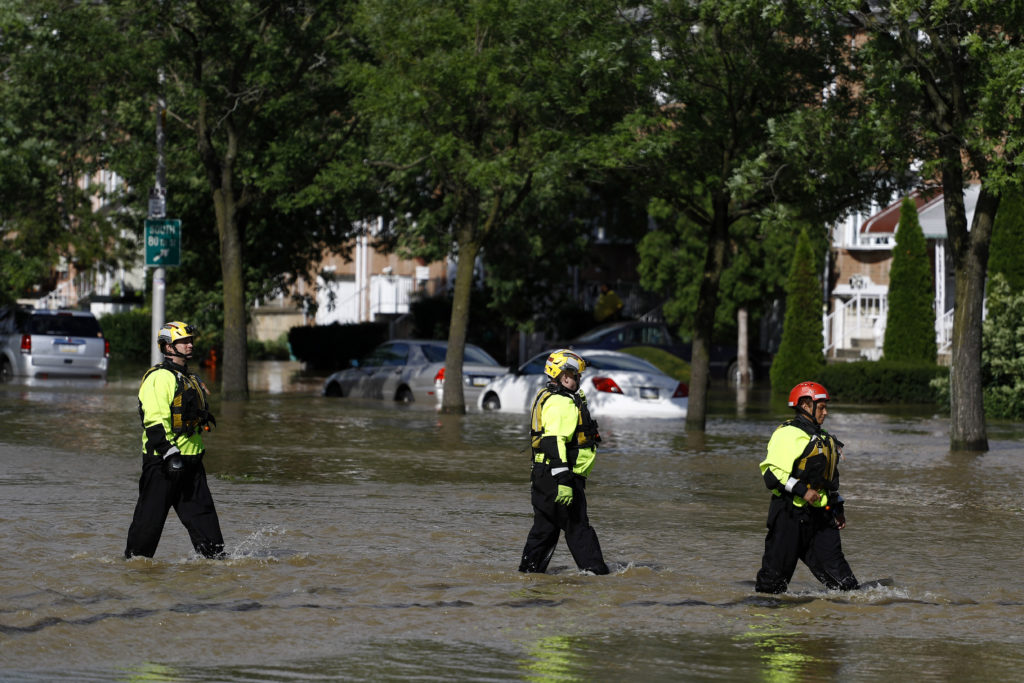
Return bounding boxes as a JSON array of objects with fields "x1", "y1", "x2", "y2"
[{"x1": 2, "y1": 360, "x2": 1024, "y2": 682}]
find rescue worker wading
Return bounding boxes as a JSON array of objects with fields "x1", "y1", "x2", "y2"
[
  {"x1": 519, "y1": 349, "x2": 609, "y2": 575},
  {"x1": 755, "y1": 381, "x2": 858, "y2": 593},
  {"x1": 124, "y1": 321, "x2": 224, "y2": 559}
]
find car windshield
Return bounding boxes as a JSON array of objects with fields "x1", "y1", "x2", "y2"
[
  {"x1": 421, "y1": 343, "x2": 499, "y2": 365},
  {"x1": 28, "y1": 314, "x2": 102, "y2": 337}
]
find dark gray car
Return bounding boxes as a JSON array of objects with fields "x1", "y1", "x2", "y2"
[{"x1": 0, "y1": 307, "x2": 109, "y2": 382}]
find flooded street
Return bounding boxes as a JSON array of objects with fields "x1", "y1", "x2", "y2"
[{"x1": 3, "y1": 360, "x2": 1024, "y2": 681}]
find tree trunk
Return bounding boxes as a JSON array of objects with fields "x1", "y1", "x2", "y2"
[
  {"x1": 440, "y1": 223, "x2": 480, "y2": 414},
  {"x1": 202, "y1": 110, "x2": 249, "y2": 402},
  {"x1": 946, "y1": 178, "x2": 996, "y2": 451},
  {"x1": 214, "y1": 184, "x2": 249, "y2": 402},
  {"x1": 736, "y1": 305, "x2": 751, "y2": 386},
  {"x1": 686, "y1": 200, "x2": 729, "y2": 431}
]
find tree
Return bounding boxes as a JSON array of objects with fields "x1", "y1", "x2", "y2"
[
  {"x1": 883, "y1": 197, "x2": 936, "y2": 362},
  {"x1": 770, "y1": 229, "x2": 825, "y2": 393},
  {"x1": 352, "y1": 0, "x2": 649, "y2": 413},
  {"x1": 127, "y1": 2, "x2": 367, "y2": 400},
  {"x1": 988, "y1": 192, "x2": 1024, "y2": 292},
  {"x1": 2, "y1": 2, "x2": 371, "y2": 399},
  {"x1": 981, "y1": 274, "x2": 1024, "y2": 420},
  {"x1": 837, "y1": 2, "x2": 1024, "y2": 451},
  {"x1": 625, "y1": 0, "x2": 894, "y2": 431},
  {"x1": 0, "y1": 3, "x2": 138, "y2": 304}
]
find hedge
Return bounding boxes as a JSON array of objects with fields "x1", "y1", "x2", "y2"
[
  {"x1": 819, "y1": 360, "x2": 947, "y2": 404},
  {"x1": 99, "y1": 309, "x2": 152, "y2": 361},
  {"x1": 288, "y1": 322, "x2": 388, "y2": 372}
]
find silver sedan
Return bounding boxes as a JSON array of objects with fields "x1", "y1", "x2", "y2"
[
  {"x1": 477, "y1": 348, "x2": 688, "y2": 418},
  {"x1": 322, "y1": 339, "x2": 507, "y2": 405}
]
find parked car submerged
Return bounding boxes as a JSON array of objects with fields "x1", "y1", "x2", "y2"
[
  {"x1": 477, "y1": 348, "x2": 688, "y2": 418},
  {"x1": 322, "y1": 339, "x2": 507, "y2": 405},
  {"x1": 0, "y1": 306, "x2": 109, "y2": 382},
  {"x1": 569, "y1": 320, "x2": 772, "y2": 382}
]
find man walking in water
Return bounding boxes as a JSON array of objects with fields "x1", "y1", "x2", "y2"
[
  {"x1": 519, "y1": 349, "x2": 609, "y2": 575},
  {"x1": 755, "y1": 381, "x2": 858, "y2": 592},
  {"x1": 125, "y1": 321, "x2": 223, "y2": 559}
]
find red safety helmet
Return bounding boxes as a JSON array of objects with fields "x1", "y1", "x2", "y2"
[{"x1": 788, "y1": 381, "x2": 830, "y2": 407}]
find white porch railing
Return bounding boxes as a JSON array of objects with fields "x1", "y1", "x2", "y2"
[
  {"x1": 825, "y1": 295, "x2": 958, "y2": 361},
  {"x1": 937, "y1": 308, "x2": 955, "y2": 354},
  {"x1": 823, "y1": 291, "x2": 887, "y2": 359}
]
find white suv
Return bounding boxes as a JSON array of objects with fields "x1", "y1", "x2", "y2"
[{"x1": 0, "y1": 307, "x2": 109, "y2": 382}]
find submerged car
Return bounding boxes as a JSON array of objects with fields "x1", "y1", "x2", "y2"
[
  {"x1": 322, "y1": 339, "x2": 507, "y2": 405},
  {"x1": 477, "y1": 348, "x2": 688, "y2": 418},
  {"x1": 0, "y1": 307, "x2": 109, "y2": 382},
  {"x1": 569, "y1": 320, "x2": 772, "y2": 383}
]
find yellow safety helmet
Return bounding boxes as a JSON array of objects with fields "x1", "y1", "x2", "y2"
[
  {"x1": 544, "y1": 349, "x2": 586, "y2": 380},
  {"x1": 157, "y1": 321, "x2": 196, "y2": 347}
]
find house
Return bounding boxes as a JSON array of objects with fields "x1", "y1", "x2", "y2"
[
  {"x1": 824, "y1": 184, "x2": 980, "y2": 362},
  {"x1": 250, "y1": 219, "x2": 449, "y2": 343}
]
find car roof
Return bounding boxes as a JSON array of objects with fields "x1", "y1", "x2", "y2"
[
  {"x1": 379, "y1": 339, "x2": 489, "y2": 349},
  {"x1": 30, "y1": 309, "x2": 97, "y2": 317}
]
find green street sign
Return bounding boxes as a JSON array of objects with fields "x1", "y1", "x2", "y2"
[{"x1": 144, "y1": 218, "x2": 181, "y2": 267}]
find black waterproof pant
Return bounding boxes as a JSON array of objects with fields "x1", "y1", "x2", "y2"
[
  {"x1": 125, "y1": 453, "x2": 224, "y2": 559},
  {"x1": 755, "y1": 495, "x2": 858, "y2": 593},
  {"x1": 519, "y1": 463, "x2": 609, "y2": 575}
]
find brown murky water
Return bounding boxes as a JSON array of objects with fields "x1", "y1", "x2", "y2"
[{"x1": 2, "y1": 361, "x2": 1024, "y2": 681}]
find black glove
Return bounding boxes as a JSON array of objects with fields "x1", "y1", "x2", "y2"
[{"x1": 162, "y1": 450, "x2": 184, "y2": 479}]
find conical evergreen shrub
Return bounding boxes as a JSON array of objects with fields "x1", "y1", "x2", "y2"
[
  {"x1": 883, "y1": 197, "x2": 936, "y2": 362},
  {"x1": 989, "y1": 191, "x2": 1024, "y2": 293},
  {"x1": 770, "y1": 228, "x2": 825, "y2": 394}
]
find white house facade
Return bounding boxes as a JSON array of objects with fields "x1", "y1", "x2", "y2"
[{"x1": 824, "y1": 184, "x2": 980, "y2": 362}]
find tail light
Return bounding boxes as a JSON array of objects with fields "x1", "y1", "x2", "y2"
[
  {"x1": 673, "y1": 382, "x2": 689, "y2": 398},
  {"x1": 591, "y1": 376, "x2": 622, "y2": 394},
  {"x1": 20, "y1": 334, "x2": 31, "y2": 354},
  {"x1": 434, "y1": 367, "x2": 445, "y2": 385},
  {"x1": 104, "y1": 339, "x2": 111, "y2": 358}
]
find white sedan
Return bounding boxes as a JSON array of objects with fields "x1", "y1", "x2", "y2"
[
  {"x1": 477, "y1": 348, "x2": 688, "y2": 418},
  {"x1": 323, "y1": 339, "x2": 507, "y2": 405}
]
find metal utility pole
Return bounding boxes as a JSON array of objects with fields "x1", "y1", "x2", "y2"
[{"x1": 149, "y1": 71, "x2": 168, "y2": 365}]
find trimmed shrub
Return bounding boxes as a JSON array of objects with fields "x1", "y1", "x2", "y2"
[
  {"x1": 980, "y1": 273, "x2": 1024, "y2": 419},
  {"x1": 989, "y1": 191, "x2": 1024, "y2": 292},
  {"x1": 821, "y1": 360, "x2": 946, "y2": 404},
  {"x1": 247, "y1": 333, "x2": 292, "y2": 361},
  {"x1": 770, "y1": 229, "x2": 825, "y2": 394},
  {"x1": 99, "y1": 309, "x2": 152, "y2": 361},
  {"x1": 883, "y1": 197, "x2": 936, "y2": 362},
  {"x1": 288, "y1": 322, "x2": 388, "y2": 372}
]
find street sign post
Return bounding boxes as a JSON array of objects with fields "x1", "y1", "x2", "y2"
[{"x1": 144, "y1": 218, "x2": 181, "y2": 267}]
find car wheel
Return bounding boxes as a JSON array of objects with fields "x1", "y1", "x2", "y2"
[
  {"x1": 0, "y1": 358, "x2": 12, "y2": 383},
  {"x1": 324, "y1": 382, "x2": 343, "y2": 397},
  {"x1": 482, "y1": 392, "x2": 501, "y2": 411},
  {"x1": 395, "y1": 386, "x2": 414, "y2": 403}
]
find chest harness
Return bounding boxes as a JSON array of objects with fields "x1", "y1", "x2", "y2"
[
  {"x1": 783, "y1": 417, "x2": 843, "y2": 491},
  {"x1": 138, "y1": 361, "x2": 216, "y2": 438},
  {"x1": 530, "y1": 383, "x2": 601, "y2": 466}
]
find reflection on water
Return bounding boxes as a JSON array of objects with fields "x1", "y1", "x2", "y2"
[{"x1": 1, "y1": 366, "x2": 1024, "y2": 681}]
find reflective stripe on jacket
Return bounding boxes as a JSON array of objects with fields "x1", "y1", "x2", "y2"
[{"x1": 530, "y1": 385, "x2": 599, "y2": 477}]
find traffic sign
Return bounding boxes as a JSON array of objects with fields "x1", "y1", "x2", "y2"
[{"x1": 144, "y1": 219, "x2": 181, "y2": 267}]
